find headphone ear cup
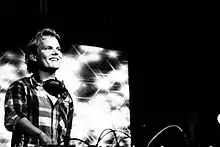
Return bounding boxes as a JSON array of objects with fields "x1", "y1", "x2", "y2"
[
  {"x1": 43, "y1": 79, "x2": 67, "y2": 97},
  {"x1": 43, "y1": 79, "x2": 61, "y2": 96},
  {"x1": 61, "y1": 80, "x2": 66, "y2": 91}
]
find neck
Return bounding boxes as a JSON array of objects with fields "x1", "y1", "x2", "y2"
[{"x1": 34, "y1": 69, "x2": 56, "y2": 82}]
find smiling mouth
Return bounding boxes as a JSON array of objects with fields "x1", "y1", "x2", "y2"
[{"x1": 49, "y1": 57, "x2": 60, "y2": 61}]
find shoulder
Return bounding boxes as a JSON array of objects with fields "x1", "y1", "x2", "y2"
[
  {"x1": 8, "y1": 76, "x2": 32, "y2": 89},
  {"x1": 5, "y1": 77, "x2": 32, "y2": 99}
]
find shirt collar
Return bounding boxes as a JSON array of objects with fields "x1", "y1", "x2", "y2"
[
  {"x1": 30, "y1": 75, "x2": 57, "y2": 88},
  {"x1": 30, "y1": 75, "x2": 43, "y2": 88}
]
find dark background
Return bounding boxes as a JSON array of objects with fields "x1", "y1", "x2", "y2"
[
  {"x1": 1, "y1": 1, "x2": 214, "y2": 147},
  {"x1": 217, "y1": 33, "x2": 220, "y2": 64}
]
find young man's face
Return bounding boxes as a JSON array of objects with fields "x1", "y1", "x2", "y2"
[{"x1": 36, "y1": 36, "x2": 62, "y2": 71}]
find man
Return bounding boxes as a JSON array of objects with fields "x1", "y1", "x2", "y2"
[{"x1": 4, "y1": 28, "x2": 74, "y2": 147}]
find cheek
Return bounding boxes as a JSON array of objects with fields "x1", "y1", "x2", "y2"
[
  {"x1": 59, "y1": 52, "x2": 63, "y2": 58},
  {"x1": 37, "y1": 53, "x2": 49, "y2": 63},
  {"x1": 39, "y1": 54, "x2": 47, "y2": 61}
]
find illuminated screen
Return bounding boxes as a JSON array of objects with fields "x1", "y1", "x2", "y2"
[{"x1": 0, "y1": 45, "x2": 130, "y2": 147}]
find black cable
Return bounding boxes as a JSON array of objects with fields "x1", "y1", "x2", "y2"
[
  {"x1": 57, "y1": 129, "x2": 131, "y2": 147},
  {"x1": 59, "y1": 137, "x2": 91, "y2": 146},
  {"x1": 114, "y1": 129, "x2": 131, "y2": 138},
  {"x1": 96, "y1": 129, "x2": 119, "y2": 147},
  {"x1": 96, "y1": 128, "x2": 115, "y2": 145},
  {"x1": 96, "y1": 128, "x2": 131, "y2": 147},
  {"x1": 96, "y1": 128, "x2": 112, "y2": 143},
  {"x1": 118, "y1": 136, "x2": 131, "y2": 146}
]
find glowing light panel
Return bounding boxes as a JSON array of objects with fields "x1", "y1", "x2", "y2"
[{"x1": 0, "y1": 45, "x2": 130, "y2": 147}]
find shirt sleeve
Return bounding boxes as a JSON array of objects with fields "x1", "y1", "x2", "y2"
[{"x1": 4, "y1": 81, "x2": 28, "y2": 132}]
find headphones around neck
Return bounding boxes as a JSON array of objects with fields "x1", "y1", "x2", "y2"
[{"x1": 43, "y1": 79, "x2": 68, "y2": 98}]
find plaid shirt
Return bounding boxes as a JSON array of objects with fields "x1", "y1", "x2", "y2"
[{"x1": 4, "y1": 75, "x2": 74, "y2": 147}]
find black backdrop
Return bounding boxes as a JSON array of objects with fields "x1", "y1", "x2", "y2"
[{"x1": 1, "y1": 1, "x2": 214, "y2": 147}]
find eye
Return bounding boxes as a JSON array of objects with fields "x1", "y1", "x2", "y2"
[
  {"x1": 57, "y1": 47, "x2": 62, "y2": 51},
  {"x1": 43, "y1": 46, "x2": 52, "y2": 50}
]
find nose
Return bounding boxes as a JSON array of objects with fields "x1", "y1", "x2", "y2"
[{"x1": 51, "y1": 48, "x2": 61, "y2": 55}]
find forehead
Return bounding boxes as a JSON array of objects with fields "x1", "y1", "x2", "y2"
[{"x1": 38, "y1": 36, "x2": 60, "y2": 47}]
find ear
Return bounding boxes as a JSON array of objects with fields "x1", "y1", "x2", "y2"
[{"x1": 29, "y1": 54, "x2": 37, "y2": 62}]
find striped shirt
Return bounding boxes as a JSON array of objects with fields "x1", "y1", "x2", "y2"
[{"x1": 4, "y1": 75, "x2": 74, "y2": 147}]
